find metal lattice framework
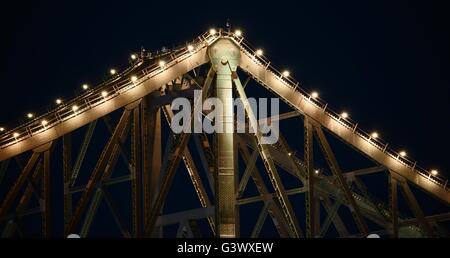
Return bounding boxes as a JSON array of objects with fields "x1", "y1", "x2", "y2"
[{"x1": 0, "y1": 29, "x2": 449, "y2": 238}]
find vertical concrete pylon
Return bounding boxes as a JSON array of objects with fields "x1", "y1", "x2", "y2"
[{"x1": 208, "y1": 38, "x2": 241, "y2": 238}]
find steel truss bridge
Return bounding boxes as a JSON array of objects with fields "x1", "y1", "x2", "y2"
[{"x1": 0, "y1": 28, "x2": 449, "y2": 238}]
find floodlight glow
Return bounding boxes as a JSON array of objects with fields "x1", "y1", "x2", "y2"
[
  {"x1": 311, "y1": 92, "x2": 319, "y2": 98},
  {"x1": 282, "y1": 70, "x2": 290, "y2": 77}
]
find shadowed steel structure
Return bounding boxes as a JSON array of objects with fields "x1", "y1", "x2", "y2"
[{"x1": 0, "y1": 29, "x2": 449, "y2": 238}]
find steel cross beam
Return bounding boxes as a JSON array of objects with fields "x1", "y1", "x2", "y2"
[
  {"x1": 66, "y1": 109, "x2": 131, "y2": 235},
  {"x1": 398, "y1": 177, "x2": 435, "y2": 237},
  {"x1": 162, "y1": 105, "x2": 215, "y2": 234},
  {"x1": 63, "y1": 134, "x2": 72, "y2": 235},
  {"x1": 233, "y1": 74, "x2": 303, "y2": 238},
  {"x1": 304, "y1": 117, "x2": 318, "y2": 237},
  {"x1": 41, "y1": 149, "x2": 51, "y2": 237},
  {"x1": 141, "y1": 93, "x2": 162, "y2": 234},
  {"x1": 389, "y1": 174, "x2": 399, "y2": 238},
  {"x1": 0, "y1": 152, "x2": 41, "y2": 219},
  {"x1": 314, "y1": 126, "x2": 369, "y2": 236},
  {"x1": 237, "y1": 139, "x2": 291, "y2": 237},
  {"x1": 143, "y1": 130, "x2": 191, "y2": 236},
  {"x1": 80, "y1": 110, "x2": 132, "y2": 237},
  {"x1": 69, "y1": 120, "x2": 97, "y2": 188},
  {"x1": 131, "y1": 105, "x2": 142, "y2": 237},
  {"x1": 1, "y1": 160, "x2": 42, "y2": 237}
]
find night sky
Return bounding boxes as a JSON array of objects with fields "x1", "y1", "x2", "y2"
[{"x1": 0, "y1": 0, "x2": 449, "y2": 237}]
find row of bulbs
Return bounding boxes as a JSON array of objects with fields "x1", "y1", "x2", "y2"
[
  {"x1": 0, "y1": 39, "x2": 203, "y2": 136},
  {"x1": 0, "y1": 28, "x2": 440, "y2": 177},
  {"x1": 210, "y1": 28, "x2": 441, "y2": 177}
]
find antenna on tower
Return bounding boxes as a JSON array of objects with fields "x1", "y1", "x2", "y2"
[{"x1": 226, "y1": 18, "x2": 231, "y2": 32}]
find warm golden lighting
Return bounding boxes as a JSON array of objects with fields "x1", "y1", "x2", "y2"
[
  {"x1": 288, "y1": 152, "x2": 292, "y2": 156},
  {"x1": 371, "y1": 132, "x2": 379, "y2": 139},
  {"x1": 56, "y1": 99, "x2": 62, "y2": 105},
  {"x1": 256, "y1": 49, "x2": 263, "y2": 56},
  {"x1": 431, "y1": 169, "x2": 438, "y2": 176},
  {"x1": 27, "y1": 113, "x2": 34, "y2": 119},
  {"x1": 130, "y1": 54, "x2": 137, "y2": 60},
  {"x1": 187, "y1": 45, "x2": 194, "y2": 51},
  {"x1": 82, "y1": 84, "x2": 89, "y2": 90},
  {"x1": 159, "y1": 60, "x2": 166, "y2": 67},
  {"x1": 209, "y1": 28, "x2": 216, "y2": 34},
  {"x1": 101, "y1": 91, "x2": 108, "y2": 97},
  {"x1": 235, "y1": 29, "x2": 242, "y2": 36},
  {"x1": 0, "y1": 127, "x2": 4, "y2": 132},
  {"x1": 72, "y1": 105, "x2": 79, "y2": 112},
  {"x1": 110, "y1": 69, "x2": 117, "y2": 75},
  {"x1": 314, "y1": 169, "x2": 320, "y2": 175},
  {"x1": 311, "y1": 91, "x2": 319, "y2": 98},
  {"x1": 399, "y1": 151, "x2": 407, "y2": 157},
  {"x1": 341, "y1": 112, "x2": 349, "y2": 119},
  {"x1": 13, "y1": 132, "x2": 19, "y2": 138},
  {"x1": 282, "y1": 70, "x2": 290, "y2": 77},
  {"x1": 131, "y1": 75, "x2": 138, "y2": 82},
  {"x1": 41, "y1": 120, "x2": 48, "y2": 126}
]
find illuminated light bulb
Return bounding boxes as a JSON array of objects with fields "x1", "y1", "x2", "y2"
[
  {"x1": 341, "y1": 112, "x2": 349, "y2": 119},
  {"x1": 159, "y1": 60, "x2": 166, "y2": 67},
  {"x1": 311, "y1": 91, "x2": 319, "y2": 98},
  {"x1": 41, "y1": 120, "x2": 48, "y2": 126},
  {"x1": 72, "y1": 105, "x2": 79, "y2": 112},
  {"x1": 282, "y1": 70, "x2": 290, "y2": 77},
  {"x1": 0, "y1": 127, "x2": 4, "y2": 132},
  {"x1": 82, "y1": 84, "x2": 89, "y2": 90},
  {"x1": 131, "y1": 54, "x2": 137, "y2": 60},
  {"x1": 131, "y1": 75, "x2": 138, "y2": 82},
  {"x1": 56, "y1": 99, "x2": 62, "y2": 105},
  {"x1": 399, "y1": 151, "x2": 407, "y2": 157},
  {"x1": 314, "y1": 170, "x2": 320, "y2": 175},
  {"x1": 431, "y1": 169, "x2": 438, "y2": 176},
  {"x1": 209, "y1": 28, "x2": 216, "y2": 34},
  {"x1": 101, "y1": 91, "x2": 108, "y2": 97},
  {"x1": 13, "y1": 132, "x2": 19, "y2": 138},
  {"x1": 187, "y1": 45, "x2": 194, "y2": 52},
  {"x1": 27, "y1": 113, "x2": 34, "y2": 119},
  {"x1": 235, "y1": 29, "x2": 242, "y2": 36},
  {"x1": 371, "y1": 132, "x2": 379, "y2": 139},
  {"x1": 288, "y1": 152, "x2": 292, "y2": 156},
  {"x1": 256, "y1": 49, "x2": 263, "y2": 56},
  {"x1": 110, "y1": 69, "x2": 117, "y2": 75}
]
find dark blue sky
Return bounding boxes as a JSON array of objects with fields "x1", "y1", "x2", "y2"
[{"x1": 0, "y1": 0, "x2": 449, "y2": 237}]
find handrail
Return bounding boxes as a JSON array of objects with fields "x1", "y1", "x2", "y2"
[{"x1": 0, "y1": 29, "x2": 446, "y2": 192}]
